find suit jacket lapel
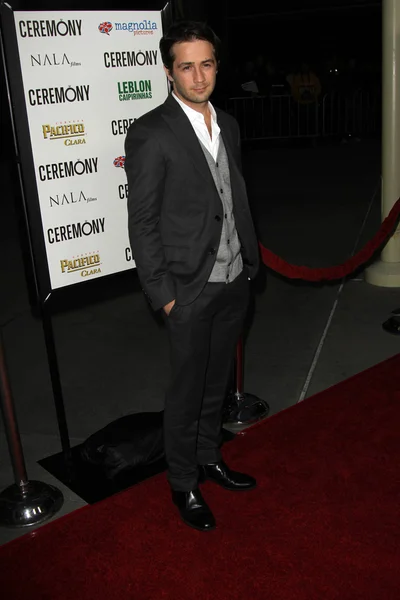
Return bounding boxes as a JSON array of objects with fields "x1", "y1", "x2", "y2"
[
  {"x1": 161, "y1": 95, "x2": 245, "y2": 207},
  {"x1": 217, "y1": 111, "x2": 247, "y2": 212},
  {"x1": 216, "y1": 110, "x2": 242, "y2": 186},
  {"x1": 161, "y1": 94, "x2": 216, "y2": 186}
]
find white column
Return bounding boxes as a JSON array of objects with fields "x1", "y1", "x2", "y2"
[{"x1": 366, "y1": 0, "x2": 400, "y2": 287}]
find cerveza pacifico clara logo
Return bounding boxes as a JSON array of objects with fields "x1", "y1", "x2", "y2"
[
  {"x1": 42, "y1": 120, "x2": 86, "y2": 146},
  {"x1": 60, "y1": 252, "x2": 102, "y2": 278}
]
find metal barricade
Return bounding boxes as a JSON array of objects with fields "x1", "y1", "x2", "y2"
[
  {"x1": 322, "y1": 90, "x2": 380, "y2": 138},
  {"x1": 226, "y1": 94, "x2": 319, "y2": 141},
  {"x1": 226, "y1": 90, "x2": 380, "y2": 142}
]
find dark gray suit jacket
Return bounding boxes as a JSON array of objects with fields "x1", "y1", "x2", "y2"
[{"x1": 124, "y1": 94, "x2": 260, "y2": 311}]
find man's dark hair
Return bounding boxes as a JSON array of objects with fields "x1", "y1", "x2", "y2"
[{"x1": 160, "y1": 20, "x2": 221, "y2": 72}]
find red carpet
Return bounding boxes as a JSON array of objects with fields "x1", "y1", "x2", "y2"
[{"x1": 1, "y1": 355, "x2": 400, "y2": 600}]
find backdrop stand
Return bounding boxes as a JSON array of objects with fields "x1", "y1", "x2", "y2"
[
  {"x1": 0, "y1": 332, "x2": 63, "y2": 528},
  {"x1": 223, "y1": 337, "x2": 269, "y2": 431},
  {"x1": 1, "y1": 8, "x2": 72, "y2": 470},
  {"x1": 41, "y1": 299, "x2": 73, "y2": 470}
]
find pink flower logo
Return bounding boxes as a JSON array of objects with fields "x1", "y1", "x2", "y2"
[
  {"x1": 98, "y1": 22, "x2": 113, "y2": 35},
  {"x1": 113, "y1": 156, "x2": 125, "y2": 169}
]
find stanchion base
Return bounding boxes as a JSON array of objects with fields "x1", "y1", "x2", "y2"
[
  {"x1": 223, "y1": 392, "x2": 270, "y2": 431},
  {"x1": 365, "y1": 260, "x2": 400, "y2": 288},
  {"x1": 382, "y1": 316, "x2": 400, "y2": 335},
  {"x1": 0, "y1": 480, "x2": 64, "y2": 528}
]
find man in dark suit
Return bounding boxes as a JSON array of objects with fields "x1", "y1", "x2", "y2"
[{"x1": 125, "y1": 21, "x2": 260, "y2": 532}]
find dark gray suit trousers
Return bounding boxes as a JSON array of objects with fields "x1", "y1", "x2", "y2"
[{"x1": 164, "y1": 269, "x2": 249, "y2": 491}]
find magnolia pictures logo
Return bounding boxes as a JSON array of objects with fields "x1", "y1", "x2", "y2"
[
  {"x1": 98, "y1": 19, "x2": 157, "y2": 36},
  {"x1": 98, "y1": 21, "x2": 113, "y2": 35},
  {"x1": 113, "y1": 156, "x2": 125, "y2": 169},
  {"x1": 42, "y1": 120, "x2": 86, "y2": 146},
  {"x1": 60, "y1": 252, "x2": 102, "y2": 278}
]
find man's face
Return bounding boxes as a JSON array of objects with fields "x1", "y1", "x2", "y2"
[{"x1": 165, "y1": 39, "x2": 217, "y2": 109}]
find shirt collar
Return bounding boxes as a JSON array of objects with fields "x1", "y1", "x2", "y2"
[{"x1": 172, "y1": 91, "x2": 217, "y2": 126}]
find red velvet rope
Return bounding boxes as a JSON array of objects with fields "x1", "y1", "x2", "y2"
[{"x1": 259, "y1": 197, "x2": 400, "y2": 281}]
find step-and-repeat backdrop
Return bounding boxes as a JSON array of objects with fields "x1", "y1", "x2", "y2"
[{"x1": 11, "y1": 10, "x2": 168, "y2": 290}]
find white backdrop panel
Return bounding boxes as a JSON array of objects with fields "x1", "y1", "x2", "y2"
[{"x1": 14, "y1": 10, "x2": 168, "y2": 290}]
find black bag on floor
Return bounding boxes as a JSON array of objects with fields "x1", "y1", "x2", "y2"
[{"x1": 80, "y1": 411, "x2": 165, "y2": 480}]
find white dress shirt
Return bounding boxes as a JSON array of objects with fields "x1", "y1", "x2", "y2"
[{"x1": 172, "y1": 92, "x2": 220, "y2": 161}]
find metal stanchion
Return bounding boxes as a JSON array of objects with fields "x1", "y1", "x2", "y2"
[
  {"x1": 223, "y1": 337, "x2": 270, "y2": 431},
  {"x1": 0, "y1": 333, "x2": 63, "y2": 528}
]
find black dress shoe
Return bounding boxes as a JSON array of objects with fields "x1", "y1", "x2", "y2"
[
  {"x1": 171, "y1": 488, "x2": 216, "y2": 531},
  {"x1": 199, "y1": 460, "x2": 257, "y2": 491}
]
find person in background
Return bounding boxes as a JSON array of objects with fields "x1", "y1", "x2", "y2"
[
  {"x1": 290, "y1": 62, "x2": 321, "y2": 105},
  {"x1": 289, "y1": 62, "x2": 322, "y2": 140},
  {"x1": 240, "y1": 60, "x2": 259, "y2": 95}
]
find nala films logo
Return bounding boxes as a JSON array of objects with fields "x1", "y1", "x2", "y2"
[
  {"x1": 49, "y1": 191, "x2": 97, "y2": 208},
  {"x1": 98, "y1": 19, "x2": 157, "y2": 36},
  {"x1": 30, "y1": 53, "x2": 81, "y2": 67},
  {"x1": 113, "y1": 156, "x2": 125, "y2": 169},
  {"x1": 60, "y1": 252, "x2": 102, "y2": 278},
  {"x1": 42, "y1": 120, "x2": 86, "y2": 146}
]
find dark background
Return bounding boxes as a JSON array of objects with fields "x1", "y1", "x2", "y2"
[
  {"x1": 1, "y1": 0, "x2": 382, "y2": 72},
  {"x1": 1, "y1": 0, "x2": 382, "y2": 153}
]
